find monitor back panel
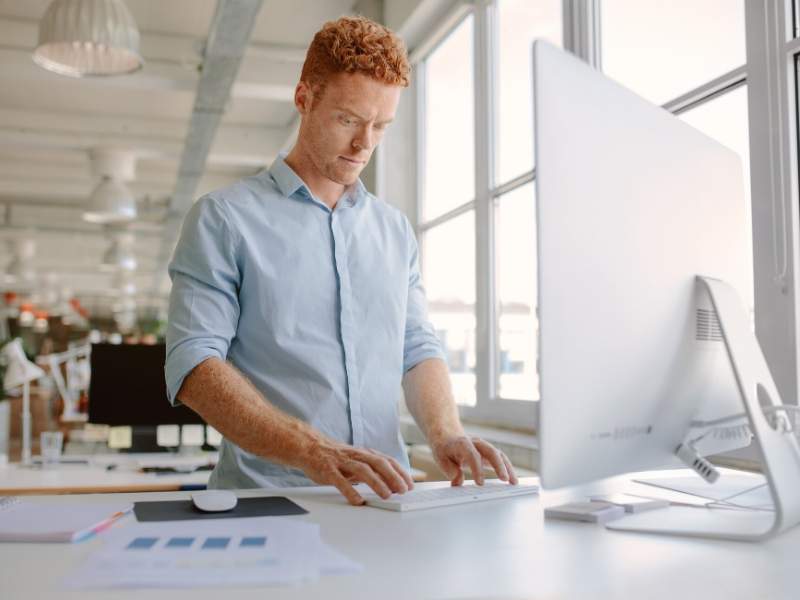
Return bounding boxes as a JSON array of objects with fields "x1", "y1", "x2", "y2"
[{"x1": 533, "y1": 41, "x2": 750, "y2": 488}]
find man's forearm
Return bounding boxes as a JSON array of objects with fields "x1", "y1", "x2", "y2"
[
  {"x1": 402, "y1": 358, "x2": 464, "y2": 445},
  {"x1": 403, "y1": 358, "x2": 518, "y2": 485},
  {"x1": 177, "y1": 357, "x2": 324, "y2": 469}
]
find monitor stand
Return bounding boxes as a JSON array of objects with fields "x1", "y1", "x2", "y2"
[{"x1": 608, "y1": 276, "x2": 800, "y2": 541}]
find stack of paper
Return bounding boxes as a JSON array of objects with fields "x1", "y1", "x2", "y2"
[{"x1": 63, "y1": 517, "x2": 362, "y2": 589}]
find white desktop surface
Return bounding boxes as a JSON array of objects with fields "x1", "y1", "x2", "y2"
[
  {"x1": 0, "y1": 453, "x2": 427, "y2": 495},
  {"x1": 1, "y1": 470, "x2": 797, "y2": 599},
  {"x1": 0, "y1": 453, "x2": 216, "y2": 494}
]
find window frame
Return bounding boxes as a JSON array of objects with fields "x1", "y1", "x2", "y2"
[
  {"x1": 411, "y1": 0, "x2": 800, "y2": 432},
  {"x1": 744, "y1": 0, "x2": 800, "y2": 411}
]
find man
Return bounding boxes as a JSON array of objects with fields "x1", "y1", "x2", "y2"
[{"x1": 165, "y1": 15, "x2": 517, "y2": 506}]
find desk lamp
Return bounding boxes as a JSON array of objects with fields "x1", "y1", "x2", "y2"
[
  {"x1": 2, "y1": 339, "x2": 45, "y2": 465},
  {"x1": 36, "y1": 344, "x2": 90, "y2": 421}
]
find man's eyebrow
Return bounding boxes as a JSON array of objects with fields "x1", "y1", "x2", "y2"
[
  {"x1": 335, "y1": 106, "x2": 393, "y2": 125},
  {"x1": 335, "y1": 107, "x2": 368, "y2": 120}
]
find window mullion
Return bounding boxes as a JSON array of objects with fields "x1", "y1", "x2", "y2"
[
  {"x1": 661, "y1": 65, "x2": 747, "y2": 116},
  {"x1": 473, "y1": 0, "x2": 496, "y2": 411},
  {"x1": 418, "y1": 200, "x2": 477, "y2": 233},
  {"x1": 563, "y1": 0, "x2": 603, "y2": 69}
]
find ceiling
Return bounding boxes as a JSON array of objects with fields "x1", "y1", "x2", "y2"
[{"x1": 0, "y1": 0, "x2": 360, "y2": 318}]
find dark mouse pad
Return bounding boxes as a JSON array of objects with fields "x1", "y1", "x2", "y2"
[{"x1": 134, "y1": 496, "x2": 308, "y2": 522}]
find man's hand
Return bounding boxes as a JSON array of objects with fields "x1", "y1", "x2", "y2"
[
  {"x1": 298, "y1": 440, "x2": 415, "y2": 506},
  {"x1": 431, "y1": 435, "x2": 519, "y2": 487}
]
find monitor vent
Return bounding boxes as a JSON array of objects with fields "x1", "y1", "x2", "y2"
[{"x1": 696, "y1": 308, "x2": 722, "y2": 342}]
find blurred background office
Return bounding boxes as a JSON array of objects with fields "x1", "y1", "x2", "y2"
[{"x1": 0, "y1": 0, "x2": 794, "y2": 484}]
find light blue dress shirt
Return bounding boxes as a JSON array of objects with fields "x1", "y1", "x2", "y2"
[{"x1": 165, "y1": 154, "x2": 445, "y2": 489}]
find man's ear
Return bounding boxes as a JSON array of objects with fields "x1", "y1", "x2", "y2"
[{"x1": 295, "y1": 81, "x2": 313, "y2": 115}]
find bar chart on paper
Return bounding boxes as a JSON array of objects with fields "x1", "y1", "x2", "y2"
[
  {"x1": 63, "y1": 518, "x2": 363, "y2": 589},
  {"x1": 126, "y1": 535, "x2": 268, "y2": 551},
  {"x1": 121, "y1": 533, "x2": 276, "y2": 569}
]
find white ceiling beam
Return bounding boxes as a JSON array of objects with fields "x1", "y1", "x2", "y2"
[
  {"x1": 0, "y1": 178, "x2": 170, "y2": 200},
  {"x1": 0, "y1": 265, "x2": 152, "y2": 276},
  {"x1": 0, "y1": 38, "x2": 296, "y2": 102},
  {"x1": 0, "y1": 223, "x2": 162, "y2": 238},
  {"x1": 0, "y1": 125, "x2": 182, "y2": 159},
  {"x1": 0, "y1": 198, "x2": 168, "y2": 229},
  {"x1": 0, "y1": 194, "x2": 97, "y2": 209},
  {"x1": 0, "y1": 16, "x2": 307, "y2": 66},
  {"x1": 0, "y1": 122, "x2": 282, "y2": 166},
  {"x1": 0, "y1": 162, "x2": 91, "y2": 183},
  {"x1": 0, "y1": 176, "x2": 173, "y2": 197},
  {"x1": 0, "y1": 162, "x2": 242, "y2": 195},
  {"x1": 0, "y1": 147, "x2": 256, "y2": 180},
  {"x1": 0, "y1": 106, "x2": 189, "y2": 140}
]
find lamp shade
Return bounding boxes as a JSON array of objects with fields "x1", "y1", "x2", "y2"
[
  {"x1": 33, "y1": 0, "x2": 143, "y2": 77},
  {"x1": 84, "y1": 176, "x2": 137, "y2": 223},
  {"x1": 2, "y1": 339, "x2": 45, "y2": 390}
]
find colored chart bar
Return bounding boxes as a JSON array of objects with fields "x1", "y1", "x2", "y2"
[{"x1": 127, "y1": 537, "x2": 158, "y2": 550}]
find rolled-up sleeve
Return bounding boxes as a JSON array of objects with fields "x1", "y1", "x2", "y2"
[
  {"x1": 402, "y1": 218, "x2": 447, "y2": 373},
  {"x1": 165, "y1": 195, "x2": 241, "y2": 405}
]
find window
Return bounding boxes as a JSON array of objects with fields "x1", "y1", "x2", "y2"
[
  {"x1": 601, "y1": 0, "x2": 746, "y2": 105},
  {"x1": 496, "y1": 0, "x2": 562, "y2": 183},
  {"x1": 419, "y1": 14, "x2": 477, "y2": 407},
  {"x1": 495, "y1": 182, "x2": 538, "y2": 401},
  {"x1": 411, "y1": 1, "x2": 789, "y2": 430},
  {"x1": 493, "y1": 0, "x2": 560, "y2": 406},
  {"x1": 422, "y1": 210, "x2": 476, "y2": 407},
  {"x1": 679, "y1": 86, "x2": 754, "y2": 311},
  {"x1": 421, "y1": 15, "x2": 474, "y2": 222},
  {"x1": 601, "y1": 1, "x2": 753, "y2": 320}
]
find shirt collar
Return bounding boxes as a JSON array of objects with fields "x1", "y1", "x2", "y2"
[
  {"x1": 268, "y1": 153, "x2": 307, "y2": 199},
  {"x1": 267, "y1": 153, "x2": 367, "y2": 209},
  {"x1": 341, "y1": 178, "x2": 367, "y2": 208}
]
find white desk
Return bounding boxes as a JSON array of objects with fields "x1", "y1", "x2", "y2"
[
  {"x1": 0, "y1": 453, "x2": 428, "y2": 495},
  {"x1": 0, "y1": 453, "x2": 216, "y2": 495},
  {"x1": 1, "y1": 469, "x2": 797, "y2": 599}
]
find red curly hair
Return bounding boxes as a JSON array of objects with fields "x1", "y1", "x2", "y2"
[{"x1": 300, "y1": 15, "x2": 411, "y2": 97}]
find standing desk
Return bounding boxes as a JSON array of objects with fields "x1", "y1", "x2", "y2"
[{"x1": 1, "y1": 470, "x2": 797, "y2": 599}]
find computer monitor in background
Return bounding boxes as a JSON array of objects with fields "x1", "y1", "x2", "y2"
[
  {"x1": 88, "y1": 343, "x2": 205, "y2": 451},
  {"x1": 532, "y1": 41, "x2": 800, "y2": 540}
]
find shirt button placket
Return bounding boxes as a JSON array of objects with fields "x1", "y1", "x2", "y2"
[{"x1": 331, "y1": 212, "x2": 363, "y2": 447}]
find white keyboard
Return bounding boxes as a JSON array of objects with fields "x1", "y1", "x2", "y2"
[{"x1": 365, "y1": 482, "x2": 539, "y2": 512}]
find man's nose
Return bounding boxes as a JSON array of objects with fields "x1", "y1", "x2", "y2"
[{"x1": 353, "y1": 126, "x2": 376, "y2": 152}]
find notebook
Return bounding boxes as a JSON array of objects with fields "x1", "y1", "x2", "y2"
[{"x1": 0, "y1": 497, "x2": 132, "y2": 542}]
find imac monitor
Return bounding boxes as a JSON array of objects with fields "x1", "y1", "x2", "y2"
[
  {"x1": 533, "y1": 41, "x2": 752, "y2": 490},
  {"x1": 88, "y1": 343, "x2": 204, "y2": 427}
]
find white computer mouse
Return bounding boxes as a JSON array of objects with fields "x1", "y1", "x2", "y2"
[{"x1": 191, "y1": 490, "x2": 238, "y2": 512}]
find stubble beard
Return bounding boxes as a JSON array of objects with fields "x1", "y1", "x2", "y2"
[{"x1": 325, "y1": 159, "x2": 361, "y2": 186}]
